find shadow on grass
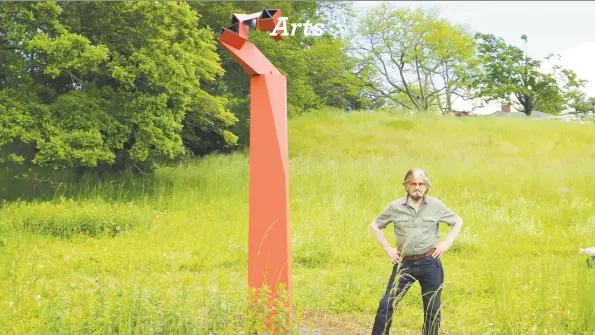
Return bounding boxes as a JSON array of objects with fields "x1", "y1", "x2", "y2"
[{"x1": 0, "y1": 161, "x2": 176, "y2": 205}]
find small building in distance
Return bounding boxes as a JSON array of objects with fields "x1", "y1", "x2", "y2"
[{"x1": 483, "y1": 103, "x2": 561, "y2": 119}]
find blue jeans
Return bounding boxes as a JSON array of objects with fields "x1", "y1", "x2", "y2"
[{"x1": 371, "y1": 255, "x2": 444, "y2": 335}]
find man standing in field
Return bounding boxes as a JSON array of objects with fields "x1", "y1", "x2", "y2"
[{"x1": 370, "y1": 168, "x2": 463, "y2": 335}]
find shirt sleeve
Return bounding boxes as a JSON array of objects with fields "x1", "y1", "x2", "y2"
[
  {"x1": 374, "y1": 203, "x2": 394, "y2": 229},
  {"x1": 437, "y1": 200, "x2": 459, "y2": 226}
]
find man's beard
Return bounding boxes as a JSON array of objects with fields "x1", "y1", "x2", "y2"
[{"x1": 409, "y1": 190, "x2": 424, "y2": 200}]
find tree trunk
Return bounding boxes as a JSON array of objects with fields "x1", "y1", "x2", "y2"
[
  {"x1": 435, "y1": 91, "x2": 445, "y2": 115},
  {"x1": 445, "y1": 83, "x2": 453, "y2": 114},
  {"x1": 523, "y1": 94, "x2": 533, "y2": 115},
  {"x1": 443, "y1": 62, "x2": 453, "y2": 114}
]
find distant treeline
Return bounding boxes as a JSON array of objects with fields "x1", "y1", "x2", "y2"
[{"x1": 1, "y1": 2, "x2": 592, "y2": 173}]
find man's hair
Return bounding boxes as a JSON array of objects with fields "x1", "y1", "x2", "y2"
[{"x1": 403, "y1": 168, "x2": 432, "y2": 193}]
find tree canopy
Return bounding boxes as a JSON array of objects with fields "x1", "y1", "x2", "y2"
[
  {"x1": 0, "y1": 1, "x2": 369, "y2": 171},
  {"x1": 1, "y1": 2, "x2": 592, "y2": 174},
  {"x1": 355, "y1": 4, "x2": 477, "y2": 114},
  {"x1": 471, "y1": 33, "x2": 587, "y2": 116},
  {"x1": 0, "y1": 2, "x2": 235, "y2": 171}
]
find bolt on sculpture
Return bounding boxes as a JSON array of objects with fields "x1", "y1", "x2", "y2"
[{"x1": 218, "y1": 7, "x2": 292, "y2": 321}]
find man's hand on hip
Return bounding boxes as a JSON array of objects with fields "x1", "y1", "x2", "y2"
[
  {"x1": 431, "y1": 240, "x2": 452, "y2": 258},
  {"x1": 384, "y1": 246, "x2": 401, "y2": 263}
]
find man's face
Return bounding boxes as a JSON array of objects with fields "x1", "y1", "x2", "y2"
[{"x1": 406, "y1": 177, "x2": 427, "y2": 200}]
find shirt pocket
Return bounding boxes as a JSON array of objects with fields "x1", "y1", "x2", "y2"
[
  {"x1": 395, "y1": 216, "x2": 412, "y2": 235},
  {"x1": 421, "y1": 216, "x2": 438, "y2": 233}
]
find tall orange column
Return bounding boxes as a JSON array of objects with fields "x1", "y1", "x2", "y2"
[
  {"x1": 217, "y1": 8, "x2": 292, "y2": 321},
  {"x1": 248, "y1": 73, "x2": 291, "y2": 298}
]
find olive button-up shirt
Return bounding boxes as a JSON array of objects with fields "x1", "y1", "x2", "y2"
[{"x1": 374, "y1": 195, "x2": 460, "y2": 256}]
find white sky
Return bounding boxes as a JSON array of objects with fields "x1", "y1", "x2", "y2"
[{"x1": 350, "y1": 1, "x2": 595, "y2": 113}]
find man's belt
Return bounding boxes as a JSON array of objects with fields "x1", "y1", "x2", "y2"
[{"x1": 402, "y1": 247, "x2": 436, "y2": 261}]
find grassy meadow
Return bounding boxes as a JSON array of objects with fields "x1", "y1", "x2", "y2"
[{"x1": 1, "y1": 110, "x2": 594, "y2": 334}]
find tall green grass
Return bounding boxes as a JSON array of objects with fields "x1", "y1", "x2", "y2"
[{"x1": 1, "y1": 110, "x2": 594, "y2": 334}]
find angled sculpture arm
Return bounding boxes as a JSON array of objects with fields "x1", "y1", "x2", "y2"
[{"x1": 218, "y1": 9, "x2": 284, "y2": 76}]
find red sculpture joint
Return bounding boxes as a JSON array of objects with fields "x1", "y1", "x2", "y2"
[{"x1": 218, "y1": 7, "x2": 292, "y2": 325}]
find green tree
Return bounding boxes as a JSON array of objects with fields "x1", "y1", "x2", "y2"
[
  {"x1": 0, "y1": 2, "x2": 235, "y2": 171},
  {"x1": 427, "y1": 19, "x2": 478, "y2": 114},
  {"x1": 562, "y1": 89, "x2": 593, "y2": 118},
  {"x1": 471, "y1": 33, "x2": 587, "y2": 116},
  {"x1": 355, "y1": 5, "x2": 476, "y2": 114},
  {"x1": 550, "y1": 59, "x2": 591, "y2": 116}
]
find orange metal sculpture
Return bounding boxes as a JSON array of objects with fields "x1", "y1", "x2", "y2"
[{"x1": 218, "y1": 7, "x2": 292, "y2": 319}]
